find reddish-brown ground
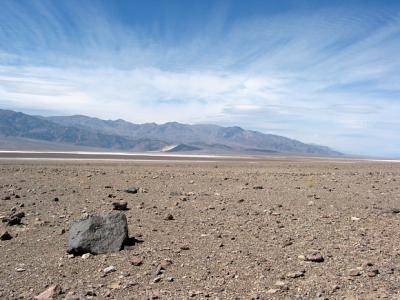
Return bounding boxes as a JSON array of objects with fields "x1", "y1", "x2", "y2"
[{"x1": 0, "y1": 158, "x2": 399, "y2": 299}]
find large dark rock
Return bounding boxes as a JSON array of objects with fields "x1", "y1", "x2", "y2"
[{"x1": 67, "y1": 212, "x2": 128, "y2": 255}]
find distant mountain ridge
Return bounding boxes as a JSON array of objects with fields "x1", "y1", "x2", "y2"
[{"x1": 0, "y1": 109, "x2": 342, "y2": 156}]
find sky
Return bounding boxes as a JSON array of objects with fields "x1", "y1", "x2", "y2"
[{"x1": 0, "y1": 0, "x2": 400, "y2": 157}]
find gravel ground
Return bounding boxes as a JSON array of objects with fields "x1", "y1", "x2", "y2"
[{"x1": 0, "y1": 159, "x2": 399, "y2": 299}]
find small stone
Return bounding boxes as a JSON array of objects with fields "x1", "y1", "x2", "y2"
[
  {"x1": 274, "y1": 280, "x2": 287, "y2": 287},
  {"x1": 85, "y1": 290, "x2": 96, "y2": 297},
  {"x1": 348, "y1": 269, "x2": 361, "y2": 276},
  {"x1": 53, "y1": 197, "x2": 59, "y2": 202},
  {"x1": 189, "y1": 291, "x2": 197, "y2": 297},
  {"x1": 112, "y1": 201, "x2": 128, "y2": 211},
  {"x1": 166, "y1": 277, "x2": 174, "y2": 282},
  {"x1": 34, "y1": 285, "x2": 61, "y2": 300},
  {"x1": 367, "y1": 269, "x2": 379, "y2": 277},
  {"x1": 104, "y1": 266, "x2": 116, "y2": 274},
  {"x1": 5, "y1": 211, "x2": 25, "y2": 226},
  {"x1": 123, "y1": 281, "x2": 137, "y2": 288},
  {"x1": 164, "y1": 213, "x2": 174, "y2": 221},
  {"x1": 139, "y1": 187, "x2": 148, "y2": 193},
  {"x1": 130, "y1": 257, "x2": 143, "y2": 266},
  {"x1": 305, "y1": 252, "x2": 324, "y2": 263},
  {"x1": 180, "y1": 245, "x2": 190, "y2": 250},
  {"x1": 159, "y1": 259, "x2": 173, "y2": 268},
  {"x1": 0, "y1": 230, "x2": 12, "y2": 240},
  {"x1": 331, "y1": 284, "x2": 340, "y2": 291},
  {"x1": 82, "y1": 253, "x2": 91, "y2": 259},
  {"x1": 153, "y1": 276, "x2": 162, "y2": 283},
  {"x1": 150, "y1": 290, "x2": 160, "y2": 299},
  {"x1": 253, "y1": 186, "x2": 264, "y2": 190},
  {"x1": 154, "y1": 265, "x2": 164, "y2": 276},
  {"x1": 351, "y1": 216, "x2": 360, "y2": 221},
  {"x1": 381, "y1": 208, "x2": 400, "y2": 214},
  {"x1": 108, "y1": 282, "x2": 120, "y2": 289},
  {"x1": 286, "y1": 270, "x2": 305, "y2": 278},
  {"x1": 16, "y1": 268, "x2": 25, "y2": 272},
  {"x1": 267, "y1": 288, "x2": 279, "y2": 294},
  {"x1": 124, "y1": 188, "x2": 138, "y2": 194}
]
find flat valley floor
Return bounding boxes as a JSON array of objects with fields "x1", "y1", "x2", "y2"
[{"x1": 0, "y1": 157, "x2": 399, "y2": 299}]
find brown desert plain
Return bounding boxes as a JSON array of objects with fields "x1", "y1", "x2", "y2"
[{"x1": 0, "y1": 153, "x2": 399, "y2": 300}]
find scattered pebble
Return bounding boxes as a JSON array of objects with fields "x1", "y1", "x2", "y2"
[
  {"x1": 164, "y1": 213, "x2": 174, "y2": 221},
  {"x1": 3, "y1": 211, "x2": 25, "y2": 226},
  {"x1": 0, "y1": 230, "x2": 12, "y2": 240},
  {"x1": 124, "y1": 188, "x2": 138, "y2": 194},
  {"x1": 348, "y1": 268, "x2": 362, "y2": 277},
  {"x1": 367, "y1": 269, "x2": 379, "y2": 277},
  {"x1": 253, "y1": 186, "x2": 263, "y2": 190},
  {"x1": 139, "y1": 187, "x2": 148, "y2": 193},
  {"x1": 112, "y1": 201, "x2": 128, "y2": 211},
  {"x1": 286, "y1": 270, "x2": 305, "y2": 279},
  {"x1": 381, "y1": 208, "x2": 400, "y2": 214},
  {"x1": 34, "y1": 285, "x2": 61, "y2": 300},
  {"x1": 153, "y1": 276, "x2": 162, "y2": 283},
  {"x1": 130, "y1": 257, "x2": 143, "y2": 266},
  {"x1": 305, "y1": 252, "x2": 324, "y2": 263},
  {"x1": 104, "y1": 266, "x2": 116, "y2": 274}
]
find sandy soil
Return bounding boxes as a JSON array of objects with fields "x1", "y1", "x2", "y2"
[{"x1": 0, "y1": 157, "x2": 399, "y2": 299}]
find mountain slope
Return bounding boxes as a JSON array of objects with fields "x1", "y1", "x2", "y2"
[
  {"x1": 0, "y1": 110, "x2": 167, "y2": 151},
  {"x1": 0, "y1": 109, "x2": 342, "y2": 155},
  {"x1": 48, "y1": 114, "x2": 341, "y2": 155}
]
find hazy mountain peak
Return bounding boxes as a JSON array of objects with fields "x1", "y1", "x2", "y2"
[{"x1": 0, "y1": 109, "x2": 341, "y2": 156}]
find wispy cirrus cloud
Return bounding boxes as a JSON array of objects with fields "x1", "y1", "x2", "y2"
[{"x1": 0, "y1": 0, "x2": 399, "y2": 156}]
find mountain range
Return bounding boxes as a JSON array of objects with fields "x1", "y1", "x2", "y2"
[{"x1": 0, "y1": 109, "x2": 341, "y2": 156}]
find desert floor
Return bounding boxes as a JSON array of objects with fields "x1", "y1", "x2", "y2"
[{"x1": 0, "y1": 155, "x2": 399, "y2": 299}]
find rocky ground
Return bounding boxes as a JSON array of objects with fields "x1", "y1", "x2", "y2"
[{"x1": 0, "y1": 158, "x2": 399, "y2": 299}]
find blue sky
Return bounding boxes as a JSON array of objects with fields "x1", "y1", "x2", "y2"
[{"x1": 0, "y1": 0, "x2": 400, "y2": 157}]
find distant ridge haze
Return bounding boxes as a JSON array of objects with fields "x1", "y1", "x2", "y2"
[{"x1": 0, "y1": 109, "x2": 341, "y2": 156}]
